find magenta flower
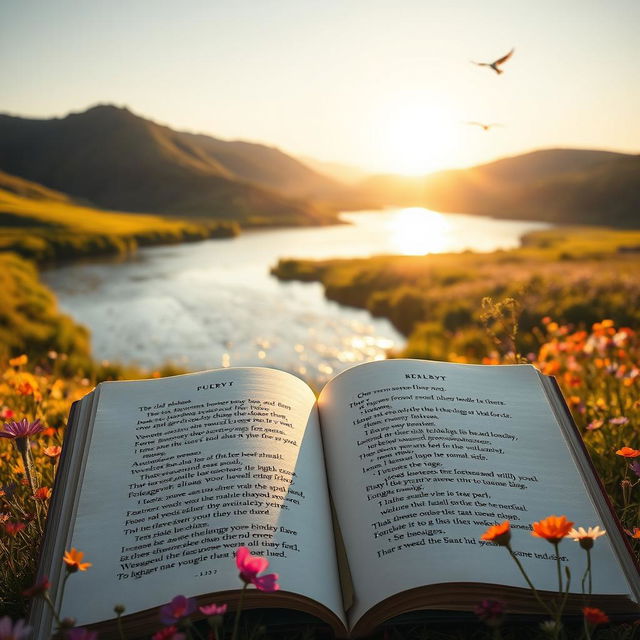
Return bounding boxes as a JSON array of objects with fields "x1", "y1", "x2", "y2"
[
  {"x1": 235, "y1": 546, "x2": 279, "y2": 592},
  {"x1": 474, "y1": 599, "x2": 505, "y2": 627},
  {"x1": 22, "y1": 575, "x2": 50, "y2": 598},
  {"x1": 0, "y1": 418, "x2": 44, "y2": 440},
  {"x1": 630, "y1": 460, "x2": 640, "y2": 478},
  {"x1": 66, "y1": 629, "x2": 98, "y2": 640},
  {"x1": 0, "y1": 616, "x2": 32, "y2": 639},
  {"x1": 199, "y1": 603, "x2": 228, "y2": 616},
  {"x1": 152, "y1": 628, "x2": 186, "y2": 640},
  {"x1": 609, "y1": 416, "x2": 629, "y2": 426},
  {"x1": 159, "y1": 595, "x2": 197, "y2": 625}
]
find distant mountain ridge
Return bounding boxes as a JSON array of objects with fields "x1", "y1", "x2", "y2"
[
  {"x1": 362, "y1": 148, "x2": 640, "y2": 227},
  {"x1": 0, "y1": 105, "x2": 356, "y2": 226},
  {"x1": 2, "y1": 105, "x2": 638, "y2": 228}
]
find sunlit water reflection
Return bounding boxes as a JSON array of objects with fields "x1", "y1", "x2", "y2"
[{"x1": 42, "y1": 208, "x2": 549, "y2": 387}]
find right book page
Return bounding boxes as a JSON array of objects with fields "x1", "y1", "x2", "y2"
[{"x1": 317, "y1": 359, "x2": 636, "y2": 630}]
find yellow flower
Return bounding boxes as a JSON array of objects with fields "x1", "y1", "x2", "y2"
[{"x1": 9, "y1": 355, "x2": 28, "y2": 367}]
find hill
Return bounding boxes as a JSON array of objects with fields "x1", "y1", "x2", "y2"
[
  {"x1": 0, "y1": 105, "x2": 348, "y2": 226},
  {"x1": 0, "y1": 170, "x2": 235, "y2": 262},
  {"x1": 362, "y1": 149, "x2": 640, "y2": 227}
]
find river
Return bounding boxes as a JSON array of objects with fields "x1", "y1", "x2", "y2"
[{"x1": 42, "y1": 208, "x2": 549, "y2": 387}]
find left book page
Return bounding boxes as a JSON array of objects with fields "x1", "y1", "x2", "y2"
[{"x1": 33, "y1": 368, "x2": 346, "y2": 636}]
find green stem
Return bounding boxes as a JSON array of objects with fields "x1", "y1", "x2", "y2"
[
  {"x1": 57, "y1": 570, "x2": 72, "y2": 620},
  {"x1": 184, "y1": 618, "x2": 206, "y2": 640},
  {"x1": 116, "y1": 610, "x2": 127, "y2": 640},
  {"x1": 553, "y1": 542, "x2": 563, "y2": 595},
  {"x1": 506, "y1": 544, "x2": 554, "y2": 617},
  {"x1": 586, "y1": 548, "x2": 592, "y2": 596},
  {"x1": 558, "y1": 566, "x2": 572, "y2": 621},
  {"x1": 42, "y1": 591, "x2": 63, "y2": 627},
  {"x1": 17, "y1": 438, "x2": 37, "y2": 496},
  {"x1": 231, "y1": 583, "x2": 248, "y2": 640}
]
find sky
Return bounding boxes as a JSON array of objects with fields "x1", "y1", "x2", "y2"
[{"x1": 1, "y1": 0, "x2": 639, "y2": 175}]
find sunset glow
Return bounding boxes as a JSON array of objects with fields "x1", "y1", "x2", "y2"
[
  {"x1": 387, "y1": 207, "x2": 452, "y2": 255},
  {"x1": 1, "y1": 1, "x2": 639, "y2": 175},
  {"x1": 374, "y1": 97, "x2": 461, "y2": 175}
]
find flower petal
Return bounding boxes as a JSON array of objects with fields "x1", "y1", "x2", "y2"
[
  {"x1": 235, "y1": 546, "x2": 251, "y2": 571},
  {"x1": 253, "y1": 573, "x2": 279, "y2": 592},
  {"x1": 243, "y1": 555, "x2": 269, "y2": 576}
]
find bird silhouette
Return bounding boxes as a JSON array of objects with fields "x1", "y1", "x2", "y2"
[
  {"x1": 466, "y1": 121, "x2": 504, "y2": 131},
  {"x1": 471, "y1": 48, "x2": 514, "y2": 74}
]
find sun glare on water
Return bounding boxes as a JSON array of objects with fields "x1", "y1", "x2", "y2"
[{"x1": 387, "y1": 207, "x2": 452, "y2": 255}]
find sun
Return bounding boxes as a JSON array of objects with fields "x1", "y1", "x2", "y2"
[{"x1": 374, "y1": 95, "x2": 460, "y2": 175}]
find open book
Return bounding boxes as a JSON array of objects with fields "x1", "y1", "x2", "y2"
[{"x1": 31, "y1": 360, "x2": 640, "y2": 638}]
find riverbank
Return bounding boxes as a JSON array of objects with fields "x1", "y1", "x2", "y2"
[
  {"x1": 0, "y1": 177, "x2": 240, "y2": 264},
  {"x1": 272, "y1": 226, "x2": 640, "y2": 361}
]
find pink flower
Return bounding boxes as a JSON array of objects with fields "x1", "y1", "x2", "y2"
[
  {"x1": 235, "y1": 546, "x2": 279, "y2": 592},
  {"x1": 474, "y1": 599, "x2": 505, "y2": 627},
  {"x1": 0, "y1": 617, "x2": 32, "y2": 639},
  {"x1": 152, "y1": 627, "x2": 185, "y2": 640},
  {"x1": 159, "y1": 595, "x2": 196, "y2": 625},
  {"x1": 0, "y1": 418, "x2": 44, "y2": 440},
  {"x1": 66, "y1": 629, "x2": 98, "y2": 640},
  {"x1": 586, "y1": 419, "x2": 604, "y2": 431},
  {"x1": 22, "y1": 576, "x2": 50, "y2": 598},
  {"x1": 199, "y1": 603, "x2": 228, "y2": 616}
]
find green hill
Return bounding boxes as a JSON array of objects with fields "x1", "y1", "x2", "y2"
[
  {"x1": 0, "y1": 170, "x2": 236, "y2": 262},
  {"x1": 361, "y1": 149, "x2": 640, "y2": 227},
  {"x1": 0, "y1": 105, "x2": 345, "y2": 226}
]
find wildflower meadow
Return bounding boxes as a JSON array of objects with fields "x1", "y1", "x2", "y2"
[{"x1": 1, "y1": 316, "x2": 639, "y2": 639}]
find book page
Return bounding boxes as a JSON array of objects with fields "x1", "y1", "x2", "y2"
[
  {"x1": 58, "y1": 368, "x2": 344, "y2": 627},
  {"x1": 318, "y1": 359, "x2": 633, "y2": 628}
]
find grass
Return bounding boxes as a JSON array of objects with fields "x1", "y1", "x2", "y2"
[
  {"x1": 0, "y1": 180, "x2": 239, "y2": 263},
  {"x1": 272, "y1": 226, "x2": 640, "y2": 362}
]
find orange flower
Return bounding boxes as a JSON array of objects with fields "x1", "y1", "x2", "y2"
[
  {"x1": 628, "y1": 528, "x2": 640, "y2": 539},
  {"x1": 9, "y1": 354, "x2": 28, "y2": 367},
  {"x1": 616, "y1": 447, "x2": 640, "y2": 458},
  {"x1": 531, "y1": 515, "x2": 574, "y2": 543},
  {"x1": 568, "y1": 395, "x2": 582, "y2": 407},
  {"x1": 583, "y1": 607, "x2": 609, "y2": 625},
  {"x1": 34, "y1": 487, "x2": 52, "y2": 500},
  {"x1": 43, "y1": 446, "x2": 62, "y2": 458},
  {"x1": 5, "y1": 521, "x2": 26, "y2": 536},
  {"x1": 480, "y1": 521, "x2": 511, "y2": 546},
  {"x1": 63, "y1": 548, "x2": 92, "y2": 572}
]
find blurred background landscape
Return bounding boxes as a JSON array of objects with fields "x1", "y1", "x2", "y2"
[{"x1": 0, "y1": 0, "x2": 639, "y2": 385}]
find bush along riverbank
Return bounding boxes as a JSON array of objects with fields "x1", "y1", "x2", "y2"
[{"x1": 272, "y1": 226, "x2": 640, "y2": 362}]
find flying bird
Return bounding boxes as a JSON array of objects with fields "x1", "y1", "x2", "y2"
[
  {"x1": 466, "y1": 121, "x2": 504, "y2": 131},
  {"x1": 471, "y1": 48, "x2": 514, "y2": 74}
]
